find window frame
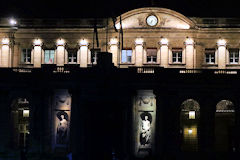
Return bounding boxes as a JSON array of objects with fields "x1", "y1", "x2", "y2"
[
  {"x1": 228, "y1": 48, "x2": 239, "y2": 64},
  {"x1": 146, "y1": 48, "x2": 157, "y2": 63},
  {"x1": 90, "y1": 48, "x2": 101, "y2": 64},
  {"x1": 205, "y1": 49, "x2": 216, "y2": 64},
  {"x1": 21, "y1": 48, "x2": 32, "y2": 64},
  {"x1": 67, "y1": 49, "x2": 78, "y2": 64},
  {"x1": 121, "y1": 49, "x2": 133, "y2": 63},
  {"x1": 172, "y1": 48, "x2": 183, "y2": 63},
  {"x1": 44, "y1": 49, "x2": 55, "y2": 64}
]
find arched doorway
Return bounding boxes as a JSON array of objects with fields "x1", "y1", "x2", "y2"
[
  {"x1": 215, "y1": 100, "x2": 235, "y2": 152},
  {"x1": 10, "y1": 98, "x2": 30, "y2": 149},
  {"x1": 180, "y1": 99, "x2": 200, "y2": 152}
]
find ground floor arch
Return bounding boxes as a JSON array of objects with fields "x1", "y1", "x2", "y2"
[
  {"x1": 10, "y1": 98, "x2": 30, "y2": 149},
  {"x1": 180, "y1": 99, "x2": 200, "y2": 152},
  {"x1": 215, "y1": 100, "x2": 236, "y2": 152}
]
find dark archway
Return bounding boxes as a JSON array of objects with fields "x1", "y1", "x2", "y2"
[
  {"x1": 215, "y1": 100, "x2": 235, "y2": 152},
  {"x1": 180, "y1": 99, "x2": 200, "y2": 152},
  {"x1": 10, "y1": 98, "x2": 31, "y2": 149}
]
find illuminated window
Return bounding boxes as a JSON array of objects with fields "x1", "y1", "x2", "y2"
[
  {"x1": 44, "y1": 49, "x2": 55, "y2": 64},
  {"x1": 229, "y1": 48, "x2": 239, "y2": 64},
  {"x1": 147, "y1": 48, "x2": 157, "y2": 63},
  {"x1": 205, "y1": 48, "x2": 215, "y2": 64},
  {"x1": 121, "y1": 49, "x2": 132, "y2": 63},
  {"x1": 68, "y1": 49, "x2": 78, "y2": 64},
  {"x1": 172, "y1": 48, "x2": 182, "y2": 63},
  {"x1": 21, "y1": 49, "x2": 31, "y2": 64},
  {"x1": 90, "y1": 48, "x2": 101, "y2": 64},
  {"x1": 189, "y1": 111, "x2": 195, "y2": 119}
]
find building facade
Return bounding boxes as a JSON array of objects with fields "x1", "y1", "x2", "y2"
[{"x1": 0, "y1": 7, "x2": 240, "y2": 160}]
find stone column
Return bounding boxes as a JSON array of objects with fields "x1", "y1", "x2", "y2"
[
  {"x1": 135, "y1": 38, "x2": 144, "y2": 66},
  {"x1": 217, "y1": 39, "x2": 227, "y2": 69},
  {"x1": 79, "y1": 40, "x2": 89, "y2": 68},
  {"x1": 56, "y1": 39, "x2": 65, "y2": 66},
  {"x1": 159, "y1": 38, "x2": 169, "y2": 68},
  {"x1": 33, "y1": 39, "x2": 42, "y2": 68},
  {"x1": 109, "y1": 38, "x2": 119, "y2": 66},
  {"x1": 1, "y1": 38, "x2": 11, "y2": 67},
  {"x1": 185, "y1": 38, "x2": 195, "y2": 69},
  {"x1": 133, "y1": 90, "x2": 156, "y2": 158}
]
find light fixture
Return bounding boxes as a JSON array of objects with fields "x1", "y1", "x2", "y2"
[
  {"x1": 23, "y1": 109, "x2": 29, "y2": 117},
  {"x1": 160, "y1": 38, "x2": 168, "y2": 45},
  {"x1": 109, "y1": 38, "x2": 118, "y2": 45},
  {"x1": 188, "y1": 129, "x2": 193, "y2": 134},
  {"x1": 80, "y1": 39, "x2": 88, "y2": 46},
  {"x1": 57, "y1": 39, "x2": 65, "y2": 46},
  {"x1": 185, "y1": 37, "x2": 194, "y2": 45},
  {"x1": 135, "y1": 38, "x2": 144, "y2": 45},
  {"x1": 217, "y1": 39, "x2": 226, "y2": 46},
  {"x1": 2, "y1": 38, "x2": 9, "y2": 45},
  {"x1": 189, "y1": 111, "x2": 195, "y2": 119},
  {"x1": 9, "y1": 18, "x2": 17, "y2": 25},
  {"x1": 33, "y1": 39, "x2": 42, "y2": 46}
]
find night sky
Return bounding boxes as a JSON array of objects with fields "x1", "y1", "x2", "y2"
[{"x1": 0, "y1": 0, "x2": 240, "y2": 18}]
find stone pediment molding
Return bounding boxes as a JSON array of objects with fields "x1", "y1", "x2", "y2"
[{"x1": 115, "y1": 7, "x2": 196, "y2": 30}]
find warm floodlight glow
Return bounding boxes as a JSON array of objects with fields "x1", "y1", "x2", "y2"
[
  {"x1": 217, "y1": 39, "x2": 226, "y2": 46},
  {"x1": 33, "y1": 39, "x2": 42, "y2": 46},
  {"x1": 135, "y1": 38, "x2": 144, "y2": 45},
  {"x1": 23, "y1": 109, "x2": 29, "y2": 117},
  {"x1": 185, "y1": 38, "x2": 194, "y2": 45},
  {"x1": 80, "y1": 39, "x2": 88, "y2": 46},
  {"x1": 109, "y1": 38, "x2": 118, "y2": 45},
  {"x1": 176, "y1": 24, "x2": 190, "y2": 29},
  {"x1": 9, "y1": 18, "x2": 17, "y2": 25},
  {"x1": 188, "y1": 129, "x2": 193, "y2": 134},
  {"x1": 189, "y1": 111, "x2": 195, "y2": 119},
  {"x1": 57, "y1": 39, "x2": 65, "y2": 46},
  {"x1": 2, "y1": 38, "x2": 9, "y2": 45},
  {"x1": 160, "y1": 38, "x2": 168, "y2": 45}
]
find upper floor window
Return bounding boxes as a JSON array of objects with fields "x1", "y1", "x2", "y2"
[
  {"x1": 121, "y1": 49, "x2": 132, "y2": 63},
  {"x1": 205, "y1": 48, "x2": 215, "y2": 64},
  {"x1": 68, "y1": 49, "x2": 78, "y2": 64},
  {"x1": 90, "y1": 48, "x2": 101, "y2": 64},
  {"x1": 44, "y1": 49, "x2": 55, "y2": 64},
  {"x1": 147, "y1": 48, "x2": 157, "y2": 63},
  {"x1": 172, "y1": 48, "x2": 182, "y2": 63},
  {"x1": 229, "y1": 48, "x2": 239, "y2": 64},
  {"x1": 21, "y1": 49, "x2": 31, "y2": 64}
]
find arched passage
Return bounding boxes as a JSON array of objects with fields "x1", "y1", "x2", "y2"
[
  {"x1": 215, "y1": 100, "x2": 235, "y2": 152},
  {"x1": 10, "y1": 98, "x2": 30, "y2": 149},
  {"x1": 180, "y1": 99, "x2": 200, "y2": 152}
]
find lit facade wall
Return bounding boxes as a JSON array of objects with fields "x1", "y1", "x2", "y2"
[{"x1": 0, "y1": 8, "x2": 239, "y2": 70}]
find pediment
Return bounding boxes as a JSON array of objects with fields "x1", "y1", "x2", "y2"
[{"x1": 115, "y1": 7, "x2": 196, "y2": 30}]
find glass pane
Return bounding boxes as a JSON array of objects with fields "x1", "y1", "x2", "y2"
[
  {"x1": 121, "y1": 50, "x2": 127, "y2": 63},
  {"x1": 127, "y1": 50, "x2": 132, "y2": 56},
  {"x1": 44, "y1": 50, "x2": 50, "y2": 63},
  {"x1": 49, "y1": 50, "x2": 55, "y2": 64}
]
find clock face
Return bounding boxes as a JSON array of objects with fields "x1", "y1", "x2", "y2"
[{"x1": 146, "y1": 15, "x2": 158, "y2": 26}]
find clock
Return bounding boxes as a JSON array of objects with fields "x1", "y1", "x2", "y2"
[{"x1": 146, "y1": 15, "x2": 158, "y2": 26}]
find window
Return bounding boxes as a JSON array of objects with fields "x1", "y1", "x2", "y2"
[
  {"x1": 90, "y1": 48, "x2": 101, "y2": 64},
  {"x1": 44, "y1": 49, "x2": 55, "y2": 64},
  {"x1": 147, "y1": 48, "x2": 157, "y2": 63},
  {"x1": 68, "y1": 49, "x2": 78, "y2": 64},
  {"x1": 121, "y1": 49, "x2": 132, "y2": 63},
  {"x1": 229, "y1": 48, "x2": 239, "y2": 64},
  {"x1": 172, "y1": 48, "x2": 182, "y2": 63},
  {"x1": 21, "y1": 49, "x2": 31, "y2": 64},
  {"x1": 205, "y1": 49, "x2": 215, "y2": 64}
]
